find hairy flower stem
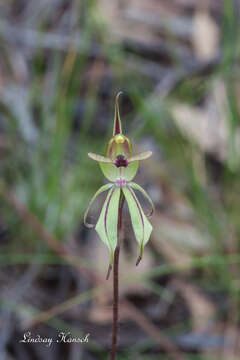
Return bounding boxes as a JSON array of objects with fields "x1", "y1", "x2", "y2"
[{"x1": 110, "y1": 192, "x2": 124, "y2": 360}]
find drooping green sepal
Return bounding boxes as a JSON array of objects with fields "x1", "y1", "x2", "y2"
[
  {"x1": 128, "y1": 182, "x2": 155, "y2": 217},
  {"x1": 84, "y1": 183, "x2": 114, "y2": 228},
  {"x1": 122, "y1": 185, "x2": 152, "y2": 264},
  {"x1": 95, "y1": 187, "x2": 121, "y2": 265}
]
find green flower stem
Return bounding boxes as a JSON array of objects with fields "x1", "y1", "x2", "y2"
[{"x1": 111, "y1": 191, "x2": 124, "y2": 360}]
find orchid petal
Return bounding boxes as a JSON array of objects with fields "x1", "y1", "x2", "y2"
[
  {"x1": 84, "y1": 183, "x2": 113, "y2": 228},
  {"x1": 129, "y1": 182, "x2": 155, "y2": 217},
  {"x1": 128, "y1": 151, "x2": 152, "y2": 163},
  {"x1": 99, "y1": 163, "x2": 119, "y2": 182},
  {"x1": 99, "y1": 161, "x2": 139, "y2": 182},
  {"x1": 122, "y1": 186, "x2": 152, "y2": 263},
  {"x1": 95, "y1": 187, "x2": 121, "y2": 264},
  {"x1": 121, "y1": 161, "x2": 139, "y2": 181},
  {"x1": 88, "y1": 152, "x2": 112, "y2": 163}
]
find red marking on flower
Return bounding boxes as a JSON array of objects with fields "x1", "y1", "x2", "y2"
[
  {"x1": 115, "y1": 155, "x2": 128, "y2": 168},
  {"x1": 114, "y1": 114, "x2": 121, "y2": 135},
  {"x1": 116, "y1": 179, "x2": 127, "y2": 187}
]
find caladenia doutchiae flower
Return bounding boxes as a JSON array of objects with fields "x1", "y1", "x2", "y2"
[{"x1": 84, "y1": 92, "x2": 154, "y2": 277}]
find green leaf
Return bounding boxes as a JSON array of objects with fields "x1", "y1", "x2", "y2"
[
  {"x1": 99, "y1": 161, "x2": 139, "y2": 182},
  {"x1": 95, "y1": 186, "x2": 121, "y2": 264},
  {"x1": 128, "y1": 182, "x2": 155, "y2": 216},
  {"x1": 122, "y1": 185, "x2": 152, "y2": 260},
  {"x1": 84, "y1": 183, "x2": 113, "y2": 228}
]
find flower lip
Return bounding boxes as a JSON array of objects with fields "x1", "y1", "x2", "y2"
[{"x1": 115, "y1": 155, "x2": 128, "y2": 168}]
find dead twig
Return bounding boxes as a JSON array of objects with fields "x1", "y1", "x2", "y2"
[{"x1": 121, "y1": 299, "x2": 187, "y2": 360}]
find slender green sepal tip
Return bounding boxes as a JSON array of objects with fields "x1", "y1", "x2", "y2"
[
  {"x1": 136, "y1": 243, "x2": 144, "y2": 266},
  {"x1": 106, "y1": 263, "x2": 112, "y2": 280},
  {"x1": 136, "y1": 255, "x2": 142, "y2": 266},
  {"x1": 113, "y1": 91, "x2": 123, "y2": 136}
]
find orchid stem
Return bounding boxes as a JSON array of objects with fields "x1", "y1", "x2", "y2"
[{"x1": 110, "y1": 191, "x2": 124, "y2": 360}]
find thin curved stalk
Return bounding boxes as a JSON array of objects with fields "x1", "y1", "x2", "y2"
[{"x1": 110, "y1": 191, "x2": 124, "y2": 360}]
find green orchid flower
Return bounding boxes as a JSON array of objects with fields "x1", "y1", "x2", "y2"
[{"x1": 84, "y1": 92, "x2": 154, "y2": 272}]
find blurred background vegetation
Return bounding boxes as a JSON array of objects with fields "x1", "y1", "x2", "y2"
[{"x1": 1, "y1": 0, "x2": 240, "y2": 359}]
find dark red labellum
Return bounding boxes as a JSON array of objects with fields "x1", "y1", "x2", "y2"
[{"x1": 115, "y1": 155, "x2": 128, "y2": 168}]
